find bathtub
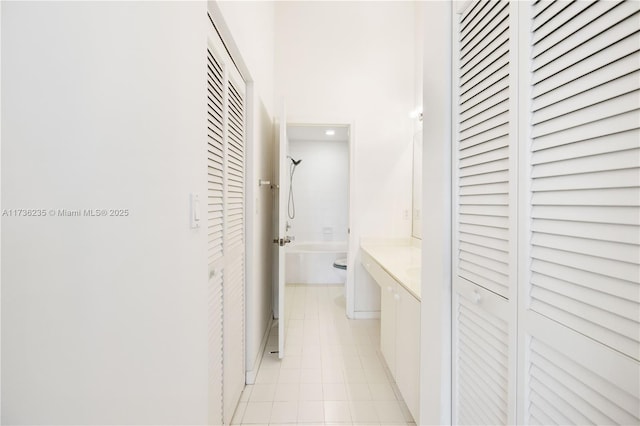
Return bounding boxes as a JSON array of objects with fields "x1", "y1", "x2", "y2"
[{"x1": 285, "y1": 241, "x2": 348, "y2": 285}]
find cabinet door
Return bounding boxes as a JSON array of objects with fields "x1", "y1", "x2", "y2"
[
  {"x1": 395, "y1": 286, "x2": 421, "y2": 423},
  {"x1": 380, "y1": 279, "x2": 397, "y2": 377}
]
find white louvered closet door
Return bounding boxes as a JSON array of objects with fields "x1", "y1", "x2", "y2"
[
  {"x1": 452, "y1": 1, "x2": 518, "y2": 424},
  {"x1": 206, "y1": 42, "x2": 225, "y2": 425},
  {"x1": 207, "y1": 16, "x2": 247, "y2": 426},
  {"x1": 519, "y1": 1, "x2": 640, "y2": 424},
  {"x1": 223, "y1": 69, "x2": 246, "y2": 426}
]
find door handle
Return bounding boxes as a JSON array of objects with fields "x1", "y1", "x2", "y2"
[{"x1": 273, "y1": 236, "x2": 292, "y2": 246}]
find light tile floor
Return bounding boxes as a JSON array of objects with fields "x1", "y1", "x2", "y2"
[{"x1": 232, "y1": 284, "x2": 416, "y2": 426}]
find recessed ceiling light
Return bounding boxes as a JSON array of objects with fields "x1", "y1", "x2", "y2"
[{"x1": 325, "y1": 129, "x2": 335, "y2": 136}]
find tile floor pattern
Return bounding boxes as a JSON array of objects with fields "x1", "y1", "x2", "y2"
[{"x1": 232, "y1": 284, "x2": 417, "y2": 426}]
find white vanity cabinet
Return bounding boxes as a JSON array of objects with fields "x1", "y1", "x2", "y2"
[
  {"x1": 360, "y1": 246, "x2": 421, "y2": 423},
  {"x1": 394, "y1": 284, "x2": 420, "y2": 420}
]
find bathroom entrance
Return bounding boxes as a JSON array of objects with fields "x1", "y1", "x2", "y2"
[
  {"x1": 274, "y1": 118, "x2": 354, "y2": 359},
  {"x1": 285, "y1": 124, "x2": 350, "y2": 287}
]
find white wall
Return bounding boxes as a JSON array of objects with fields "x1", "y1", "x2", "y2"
[
  {"x1": 288, "y1": 139, "x2": 349, "y2": 243},
  {"x1": 274, "y1": 1, "x2": 416, "y2": 315},
  {"x1": 419, "y1": 2, "x2": 453, "y2": 425},
  {"x1": 212, "y1": 0, "x2": 276, "y2": 383},
  {"x1": 2, "y1": 2, "x2": 210, "y2": 423}
]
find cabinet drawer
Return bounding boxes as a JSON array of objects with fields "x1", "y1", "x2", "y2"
[{"x1": 361, "y1": 250, "x2": 395, "y2": 290}]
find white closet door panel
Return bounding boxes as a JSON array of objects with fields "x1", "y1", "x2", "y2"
[
  {"x1": 207, "y1": 18, "x2": 247, "y2": 423},
  {"x1": 454, "y1": 289, "x2": 510, "y2": 425},
  {"x1": 222, "y1": 69, "x2": 246, "y2": 424},
  {"x1": 528, "y1": 0, "x2": 640, "y2": 365},
  {"x1": 454, "y1": 2, "x2": 516, "y2": 423},
  {"x1": 525, "y1": 313, "x2": 640, "y2": 424},
  {"x1": 206, "y1": 41, "x2": 225, "y2": 425}
]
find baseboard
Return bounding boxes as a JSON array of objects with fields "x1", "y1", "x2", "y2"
[
  {"x1": 353, "y1": 311, "x2": 381, "y2": 319},
  {"x1": 245, "y1": 315, "x2": 273, "y2": 384}
]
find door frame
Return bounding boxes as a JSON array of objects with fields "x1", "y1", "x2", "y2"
[{"x1": 280, "y1": 119, "x2": 356, "y2": 319}]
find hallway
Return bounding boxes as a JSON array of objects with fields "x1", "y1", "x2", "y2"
[{"x1": 232, "y1": 285, "x2": 417, "y2": 425}]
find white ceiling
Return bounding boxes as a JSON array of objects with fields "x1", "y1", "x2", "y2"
[{"x1": 287, "y1": 124, "x2": 349, "y2": 142}]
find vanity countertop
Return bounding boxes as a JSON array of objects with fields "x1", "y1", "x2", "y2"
[{"x1": 360, "y1": 238, "x2": 421, "y2": 300}]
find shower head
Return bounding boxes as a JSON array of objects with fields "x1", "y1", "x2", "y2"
[{"x1": 287, "y1": 156, "x2": 302, "y2": 166}]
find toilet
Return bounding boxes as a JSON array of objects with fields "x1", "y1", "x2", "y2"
[{"x1": 332, "y1": 257, "x2": 347, "y2": 283}]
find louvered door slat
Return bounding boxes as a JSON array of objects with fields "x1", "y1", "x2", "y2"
[
  {"x1": 531, "y1": 1, "x2": 595, "y2": 54},
  {"x1": 532, "y1": 0, "x2": 573, "y2": 33},
  {"x1": 532, "y1": 71, "x2": 640, "y2": 124}
]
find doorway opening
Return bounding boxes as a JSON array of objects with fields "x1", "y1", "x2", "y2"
[
  {"x1": 273, "y1": 120, "x2": 354, "y2": 359},
  {"x1": 284, "y1": 124, "x2": 350, "y2": 290}
]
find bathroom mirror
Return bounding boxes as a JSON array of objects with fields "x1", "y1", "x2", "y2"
[{"x1": 412, "y1": 130, "x2": 423, "y2": 239}]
